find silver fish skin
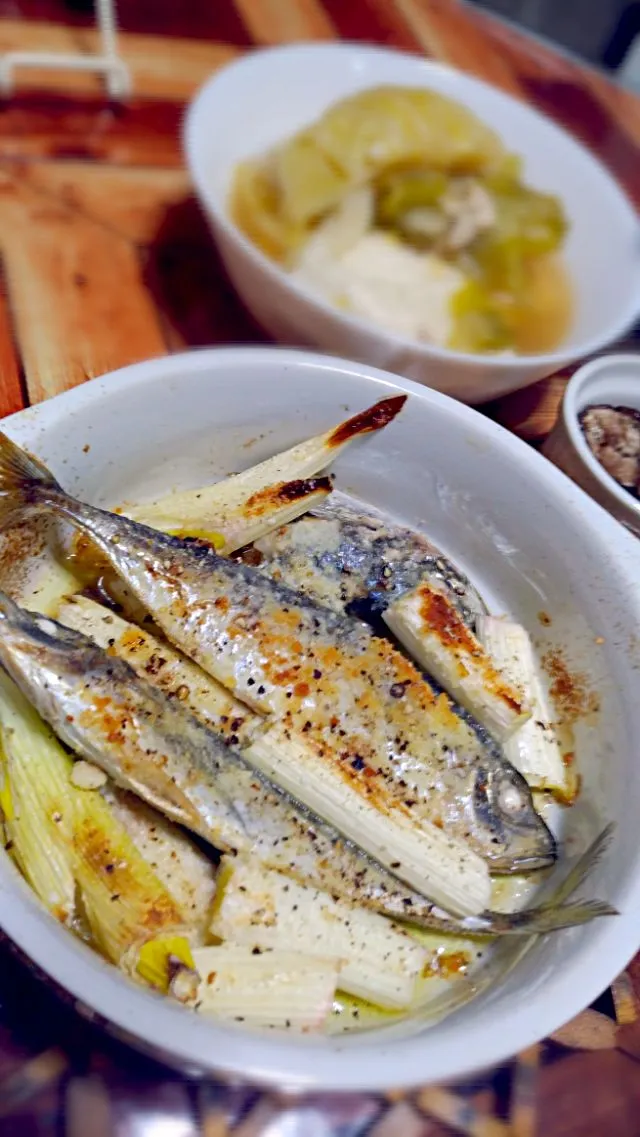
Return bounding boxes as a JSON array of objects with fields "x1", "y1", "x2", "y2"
[
  {"x1": 253, "y1": 498, "x2": 486, "y2": 629},
  {"x1": 0, "y1": 432, "x2": 554, "y2": 873},
  {"x1": 0, "y1": 588, "x2": 456, "y2": 923},
  {"x1": 0, "y1": 591, "x2": 616, "y2": 936}
]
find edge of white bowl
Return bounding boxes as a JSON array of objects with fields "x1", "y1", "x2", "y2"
[
  {"x1": 183, "y1": 42, "x2": 640, "y2": 372},
  {"x1": 2, "y1": 345, "x2": 640, "y2": 1091}
]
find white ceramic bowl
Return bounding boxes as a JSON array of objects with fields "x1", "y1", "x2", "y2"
[
  {"x1": 1, "y1": 346, "x2": 640, "y2": 1092},
  {"x1": 543, "y1": 353, "x2": 640, "y2": 536},
  {"x1": 184, "y1": 43, "x2": 640, "y2": 405}
]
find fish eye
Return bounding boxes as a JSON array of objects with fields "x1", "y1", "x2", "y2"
[{"x1": 497, "y1": 781, "x2": 527, "y2": 815}]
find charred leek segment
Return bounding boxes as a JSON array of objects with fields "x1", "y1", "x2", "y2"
[
  {"x1": 104, "y1": 786, "x2": 217, "y2": 939},
  {"x1": 164, "y1": 476, "x2": 333, "y2": 555},
  {"x1": 192, "y1": 944, "x2": 339, "y2": 1031},
  {"x1": 56, "y1": 596, "x2": 257, "y2": 747},
  {"x1": 476, "y1": 616, "x2": 571, "y2": 799},
  {"x1": 0, "y1": 673, "x2": 76, "y2": 923},
  {"x1": 124, "y1": 395, "x2": 406, "y2": 542},
  {"x1": 244, "y1": 723, "x2": 491, "y2": 918},
  {"x1": 210, "y1": 857, "x2": 429, "y2": 1009},
  {"x1": 0, "y1": 673, "x2": 194, "y2": 981},
  {"x1": 383, "y1": 581, "x2": 530, "y2": 743},
  {"x1": 70, "y1": 783, "x2": 190, "y2": 973}
]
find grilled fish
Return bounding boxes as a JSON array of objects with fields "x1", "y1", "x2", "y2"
[
  {"x1": 0, "y1": 590, "x2": 615, "y2": 935},
  {"x1": 0, "y1": 432, "x2": 554, "y2": 872},
  {"x1": 253, "y1": 498, "x2": 485, "y2": 630}
]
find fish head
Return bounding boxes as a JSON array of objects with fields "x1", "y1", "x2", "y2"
[
  {"x1": 471, "y1": 762, "x2": 557, "y2": 873},
  {"x1": 0, "y1": 599, "x2": 100, "y2": 699}
]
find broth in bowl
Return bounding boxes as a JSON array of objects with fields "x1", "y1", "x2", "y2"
[{"x1": 230, "y1": 85, "x2": 573, "y2": 356}]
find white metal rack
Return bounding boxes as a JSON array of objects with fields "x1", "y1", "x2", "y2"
[{"x1": 0, "y1": 0, "x2": 131, "y2": 97}]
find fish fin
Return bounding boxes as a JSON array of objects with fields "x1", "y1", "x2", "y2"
[
  {"x1": 551, "y1": 822, "x2": 615, "y2": 907},
  {"x1": 0, "y1": 433, "x2": 62, "y2": 528}
]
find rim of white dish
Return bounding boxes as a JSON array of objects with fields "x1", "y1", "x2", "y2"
[
  {"x1": 563, "y1": 353, "x2": 640, "y2": 520},
  {"x1": 2, "y1": 345, "x2": 640, "y2": 1092},
  {"x1": 184, "y1": 42, "x2": 640, "y2": 372}
]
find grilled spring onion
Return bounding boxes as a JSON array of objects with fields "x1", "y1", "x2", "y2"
[
  {"x1": 192, "y1": 944, "x2": 339, "y2": 1031},
  {"x1": 123, "y1": 395, "x2": 405, "y2": 542},
  {"x1": 383, "y1": 581, "x2": 530, "y2": 742},
  {"x1": 476, "y1": 616, "x2": 573, "y2": 800},
  {"x1": 56, "y1": 594, "x2": 491, "y2": 919},
  {"x1": 0, "y1": 672, "x2": 194, "y2": 983},
  {"x1": 245, "y1": 723, "x2": 491, "y2": 918},
  {"x1": 0, "y1": 672, "x2": 75, "y2": 923},
  {"x1": 70, "y1": 779, "x2": 191, "y2": 974},
  {"x1": 210, "y1": 857, "x2": 429, "y2": 1009}
]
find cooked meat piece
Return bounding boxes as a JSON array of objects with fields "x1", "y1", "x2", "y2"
[{"x1": 579, "y1": 404, "x2": 640, "y2": 495}]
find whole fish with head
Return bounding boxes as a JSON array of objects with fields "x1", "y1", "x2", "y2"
[
  {"x1": 0, "y1": 590, "x2": 616, "y2": 936},
  {"x1": 0, "y1": 432, "x2": 553, "y2": 873},
  {"x1": 252, "y1": 497, "x2": 485, "y2": 631}
]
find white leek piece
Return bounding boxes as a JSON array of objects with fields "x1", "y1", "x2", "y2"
[
  {"x1": 57, "y1": 595, "x2": 257, "y2": 746},
  {"x1": 0, "y1": 673, "x2": 75, "y2": 923},
  {"x1": 244, "y1": 723, "x2": 491, "y2": 918},
  {"x1": 210, "y1": 858, "x2": 428, "y2": 1009},
  {"x1": 476, "y1": 616, "x2": 571, "y2": 799},
  {"x1": 192, "y1": 944, "x2": 338, "y2": 1031},
  {"x1": 124, "y1": 395, "x2": 405, "y2": 542},
  {"x1": 383, "y1": 581, "x2": 530, "y2": 742}
]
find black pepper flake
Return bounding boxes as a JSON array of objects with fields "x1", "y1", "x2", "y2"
[
  {"x1": 390, "y1": 681, "x2": 409, "y2": 698},
  {"x1": 312, "y1": 668, "x2": 322, "y2": 679},
  {"x1": 351, "y1": 756, "x2": 366, "y2": 771},
  {"x1": 257, "y1": 685, "x2": 265, "y2": 696},
  {"x1": 247, "y1": 677, "x2": 255, "y2": 686}
]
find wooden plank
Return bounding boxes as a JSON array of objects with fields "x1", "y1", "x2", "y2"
[
  {"x1": 549, "y1": 1010, "x2": 618, "y2": 1051},
  {"x1": 0, "y1": 265, "x2": 25, "y2": 418},
  {"x1": 321, "y1": 0, "x2": 422, "y2": 52},
  {"x1": 143, "y1": 193, "x2": 268, "y2": 350},
  {"x1": 0, "y1": 21, "x2": 239, "y2": 99},
  {"x1": 0, "y1": 0, "x2": 253, "y2": 42},
  {"x1": 0, "y1": 93, "x2": 183, "y2": 168},
  {"x1": 0, "y1": 172, "x2": 167, "y2": 402},
  {"x1": 537, "y1": 1050, "x2": 640, "y2": 1137},
  {"x1": 394, "y1": 0, "x2": 526, "y2": 96},
  {"x1": 415, "y1": 1086, "x2": 509, "y2": 1136},
  {"x1": 234, "y1": 0, "x2": 336, "y2": 44},
  {"x1": 18, "y1": 162, "x2": 190, "y2": 244},
  {"x1": 459, "y1": 6, "x2": 640, "y2": 207}
]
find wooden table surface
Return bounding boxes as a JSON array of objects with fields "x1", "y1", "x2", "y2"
[{"x1": 0, "y1": 2, "x2": 640, "y2": 1134}]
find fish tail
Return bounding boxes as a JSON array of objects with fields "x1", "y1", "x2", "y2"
[
  {"x1": 402, "y1": 824, "x2": 617, "y2": 937},
  {"x1": 552, "y1": 821, "x2": 615, "y2": 907},
  {"x1": 476, "y1": 897, "x2": 618, "y2": 936},
  {"x1": 0, "y1": 433, "x2": 66, "y2": 529}
]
